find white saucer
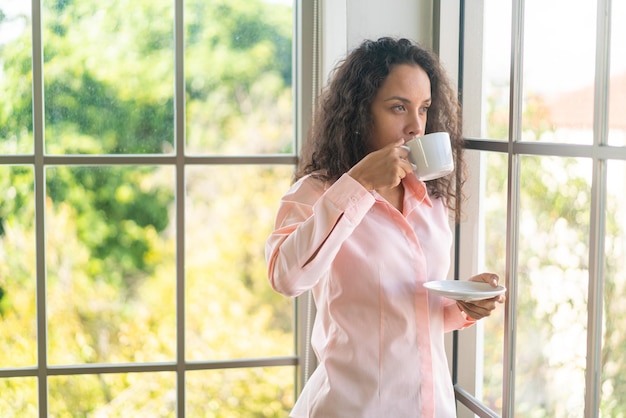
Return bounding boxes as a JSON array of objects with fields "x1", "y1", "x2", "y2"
[{"x1": 423, "y1": 280, "x2": 506, "y2": 301}]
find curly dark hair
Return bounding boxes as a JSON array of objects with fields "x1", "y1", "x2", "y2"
[{"x1": 297, "y1": 37, "x2": 465, "y2": 220}]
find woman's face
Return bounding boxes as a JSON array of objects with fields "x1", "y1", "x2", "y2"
[{"x1": 368, "y1": 63, "x2": 431, "y2": 152}]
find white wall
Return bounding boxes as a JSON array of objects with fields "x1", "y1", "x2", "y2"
[
  {"x1": 345, "y1": 0, "x2": 433, "y2": 49},
  {"x1": 320, "y1": 0, "x2": 434, "y2": 82}
]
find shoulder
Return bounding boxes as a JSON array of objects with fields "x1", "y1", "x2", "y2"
[
  {"x1": 282, "y1": 174, "x2": 328, "y2": 204},
  {"x1": 284, "y1": 173, "x2": 373, "y2": 209}
]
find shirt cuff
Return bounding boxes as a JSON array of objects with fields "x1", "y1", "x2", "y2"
[
  {"x1": 319, "y1": 173, "x2": 375, "y2": 224},
  {"x1": 444, "y1": 301, "x2": 477, "y2": 332}
]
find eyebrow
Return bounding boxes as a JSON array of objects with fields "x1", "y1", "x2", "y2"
[{"x1": 383, "y1": 95, "x2": 432, "y2": 104}]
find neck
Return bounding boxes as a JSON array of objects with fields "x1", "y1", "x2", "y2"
[{"x1": 378, "y1": 184, "x2": 404, "y2": 212}]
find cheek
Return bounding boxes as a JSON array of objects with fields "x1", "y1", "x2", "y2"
[
  {"x1": 375, "y1": 117, "x2": 405, "y2": 142},
  {"x1": 368, "y1": 124, "x2": 390, "y2": 151},
  {"x1": 366, "y1": 118, "x2": 382, "y2": 147},
  {"x1": 369, "y1": 110, "x2": 402, "y2": 149},
  {"x1": 365, "y1": 133, "x2": 380, "y2": 153},
  {"x1": 371, "y1": 115, "x2": 394, "y2": 137}
]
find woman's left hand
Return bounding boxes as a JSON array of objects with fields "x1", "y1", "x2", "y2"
[{"x1": 456, "y1": 273, "x2": 506, "y2": 320}]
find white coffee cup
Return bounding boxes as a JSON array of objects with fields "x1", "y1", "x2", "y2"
[{"x1": 405, "y1": 132, "x2": 454, "y2": 181}]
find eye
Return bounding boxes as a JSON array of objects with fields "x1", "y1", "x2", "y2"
[
  {"x1": 391, "y1": 104, "x2": 406, "y2": 112},
  {"x1": 420, "y1": 105, "x2": 430, "y2": 114}
]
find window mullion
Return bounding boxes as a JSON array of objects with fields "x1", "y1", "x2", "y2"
[
  {"x1": 295, "y1": 0, "x2": 319, "y2": 396},
  {"x1": 174, "y1": 0, "x2": 186, "y2": 416},
  {"x1": 502, "y1": 0, "x2": 526, "y2": 416},
  {"x1": 585, "y1": 0, "x2": 612, "y2": 416},
  {"x1": 31, "y1": 0, "x2": 48, "y2": 416}
]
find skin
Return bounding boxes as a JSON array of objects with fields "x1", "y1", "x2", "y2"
[{"x1": 348, "y1": 63, "x2": 505, "y2": 319}]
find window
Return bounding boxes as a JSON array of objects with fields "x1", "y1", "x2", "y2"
[
  {"x1": 455, "y1": 0, "x2": 626, "y2": 416},
  {"x1": 0, "y1": 0, "x2": 308, "y2": 415}
]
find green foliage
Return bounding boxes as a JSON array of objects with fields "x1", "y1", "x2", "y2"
[
  {"x1": 184, "y1": 0, "x2": 293, "y2": 154},
  {"x1": 45, "y1": 74, "x2": 175, "y2": 154},
  {"x1": 187, "y1": 368, "x2": 294, "y2": 417},
  {"x1": 41, "y1": 0, "x2": 175, "y2": 154},
  {"x1": 0, "y1": 167, "x2": 37, "y2": 367},
  {"x1": 46, "y1": 166, "x2": 173, "y2": 286},
  {"x1": 0, "y1": 11, "x2": 33, "y2": 154},
  {"x1": 0, "y1": 166, "x2": 35, "y2": 241},
  {"x1": 0, "y1": 378, "x2": 37, "y2": 417}
]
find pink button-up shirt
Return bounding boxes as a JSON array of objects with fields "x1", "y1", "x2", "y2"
[{"x1": 266, "y1": 172, "x2": 475, "y2": 418}]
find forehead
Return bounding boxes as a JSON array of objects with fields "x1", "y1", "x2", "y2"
[{"x1": 376, "y1": 64, "x2": 431, "y2": 100}]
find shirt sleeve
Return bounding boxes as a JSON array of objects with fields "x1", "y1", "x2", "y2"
[
  {"x1": 443, "y1": 299, "x2": 477, "y2": 332},
  {"x1": 265, "y1": 173, "x2": 376, "y2": 297}
]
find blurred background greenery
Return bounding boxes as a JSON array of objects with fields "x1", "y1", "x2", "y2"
[{"x1": 1, "y1": 0, "x2": 295, "y2": 416}]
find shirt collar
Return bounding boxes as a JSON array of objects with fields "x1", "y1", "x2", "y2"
[
  {"x1": 370, "y1": 173, "x2": 433, "y2": 211},
  {"x1": 402, "y1": 173, "x2": 433, "y2": 210}
]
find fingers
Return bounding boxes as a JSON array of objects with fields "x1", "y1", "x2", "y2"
[
  {"x1": 397, "y1": 158, "x2": 415, "y2": 179},
  {"x1": 457, "y1": 298, "x2": 499, "y2": 320},
  {"x1": 456, "y1": 273, "x2": 506, "y2": 320},
  {"x1": 469, "y1": 272, "x2": 500, "y2": 287},
  {"x1": 385, "y1": 138, "x2": 409, "y2": 159},
  {"x1": 349, "y1": 139, "x2": 415, "y2": 191},
  {"x1": 390, "y1": 137, "x2": 405, "y2": 148},
  {"x1": 390, "y1": 140, "x2": 415, "y2": 177}
]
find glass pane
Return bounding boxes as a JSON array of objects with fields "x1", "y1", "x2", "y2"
[
  {"x1": 186, "y1": 165, "x2": 294, "y2": 361},
  {"x1": 185, "y1": 0, "x2": 294, "y2": 155},
  {"x1": 482, "y1": 0, "x2": 511, "y2": 141},
  {"x1": 0, "y1": 166, "x2": 36, "y2": 367},
  {"x1": 523, "y1": 0, "x2": 596, "y2": 144},
  {"x1": 480, "y1": 150, "x2": 508, "y2": 415},
  {"x1": 0, "y1": 2, "x2": 33, "y2": 154},
  {"x1": 601, "y1": 160, "x2": 626, "y2": 414},
  {"x1": 186, "y1": 367, "x2": 294, "y2": 416},
  {"x1": 608, "y1": 2, "x2": 626, "y2": 146},
  {"x1": 515, "y1": 155, "x2": 590, "y2": 416},
  {"x1": 42, "y1": 1, "x2": 174, "y2": 154},
  {"x1": 48, "y1": 372, "x2": 175, "y2": 416},
  {"x1": 46, "y1": 166, "x2": 175, "y2": 364},
  {"x1": 0, "y1": 377, "x2": 37, "y2": 416}
]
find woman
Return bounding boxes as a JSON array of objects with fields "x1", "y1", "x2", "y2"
[{"x1": 265, "y1": 37, "x2": 504, "y2": 417}]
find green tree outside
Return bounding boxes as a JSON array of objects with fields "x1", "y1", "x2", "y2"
[{"x1": 0, "y1": 0, "x2": 295, "y2": 415}]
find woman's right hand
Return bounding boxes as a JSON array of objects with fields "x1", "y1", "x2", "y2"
[{"x1": 348, "y1": 139, "x2": 415, "y2": 191}]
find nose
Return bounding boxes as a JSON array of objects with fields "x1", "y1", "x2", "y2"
[{"x1": 405, "y1": 110, "x2": 425, "y2": 138}]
